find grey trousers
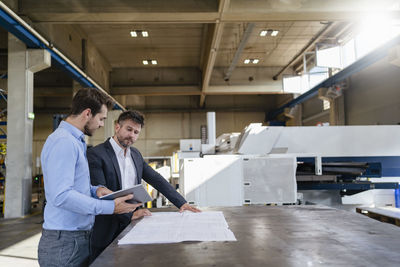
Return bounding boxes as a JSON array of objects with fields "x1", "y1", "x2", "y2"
[{"x1": 38, "y1": 229, "x2": 91, "y2": 267}]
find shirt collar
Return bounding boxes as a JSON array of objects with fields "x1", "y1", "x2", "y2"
[
  {"x1": 59, "y1": 121, "x2": 85, "y2": 142},
  {"x1": 109, "y1": 137, "x2": 129, "y2": 157}
]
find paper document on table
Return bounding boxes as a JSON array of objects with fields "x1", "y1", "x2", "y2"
[{"x1": 118, "y1": 211, "x2": 236, "y2": 244}]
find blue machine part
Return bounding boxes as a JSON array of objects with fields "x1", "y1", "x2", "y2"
[
  {"x1": 297, "y1": 156, "x2": 400, "y2": 177},
  {"x1": 268, "y1": 121, "x2": 286, "y2": 126},
  {"x1": 297, "y1": 182, "x2": 399, "y2": 190},
  {"x1": 395, "y1": 189, "x2": 400, "y2": 208}
]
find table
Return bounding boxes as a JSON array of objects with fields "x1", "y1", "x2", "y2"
[{"x1": 91, "y1": 206, "x2": 400, "y2": 266}]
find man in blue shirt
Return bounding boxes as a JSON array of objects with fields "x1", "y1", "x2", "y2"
[{"x1": 38, "y1": 88, "x2": 142, "y2": 267}]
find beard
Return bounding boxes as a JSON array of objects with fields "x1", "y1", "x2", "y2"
[
  {"x1": 83, "y1": 121, "x2": 94, "y2": 136},
  {"x1": 116, "y1": 135, "x2": 133, "y2": 148}
]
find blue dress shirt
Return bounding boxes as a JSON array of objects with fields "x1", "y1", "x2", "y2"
[{"x1": 41, "y1": 121, "x2": 114, "y2": 230}]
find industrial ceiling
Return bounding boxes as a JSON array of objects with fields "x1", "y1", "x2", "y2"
[{"x1": 1, "y1": 0, "x2": 399, "y2": 114}]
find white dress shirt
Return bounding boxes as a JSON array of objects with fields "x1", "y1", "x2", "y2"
[{"x1": 109, "y1": 137, "x2": 138, "y2": 189}]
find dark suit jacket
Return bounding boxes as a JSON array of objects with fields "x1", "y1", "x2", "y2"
[{"x1": 87, "y1": 138, "x2": 186, "y2": 256}]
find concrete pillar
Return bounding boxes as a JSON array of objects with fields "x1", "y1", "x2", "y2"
[{"x1": 5, "y1": 34, "x2": 51, "y2": 218}]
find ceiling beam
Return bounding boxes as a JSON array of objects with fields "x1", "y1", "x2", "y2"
[
  {"x1": 109, "y1": 83, "x2": 283, "y2": 96},
  {"x1": 24, "y1": 11, "x2": 400, "y2": 24},
  {"x1": 28, "y1": 12, "x2": 220, "y2": 24},
  {"x1": 221, "y1": 11, "x2": 400, "y2": 22},
  {"x1": 111, "y1": 86, "x2": 201, "y2": 96},
  {"x1": 200, "y1": 0, "x2": 229, "y2": 107}
]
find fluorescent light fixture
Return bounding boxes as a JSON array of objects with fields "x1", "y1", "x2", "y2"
[
  {"x1": 142, "y1": 31, "x2": 149, "y2": 37},
  {"x1": 142, "y1": 60, "x2": 149, "y2": 65},
  {"x1": 260, "y1": 30, "x2": 268, "y2": 36},
  {"x1": 271, "y1": 30, "x2": 279, "y2": 36},
  {"x1": 252, "y1": 59, "x2": 259, "y2": 64},
  {"x1": 130, "y1": 31, "x2": 138, "y2": 37},
  {"x1": 244, "y1": 59, "x2": 250, "y2": 64},
  {"x1": 151, "y1": 60, "x2": 157, "y2": 65}
]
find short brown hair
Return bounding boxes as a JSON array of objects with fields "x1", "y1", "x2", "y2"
[
  {"x1": 117, "y1": 110, "x2": 145, "y2": 127},
  {"x1": 70, "y1": 88, "x2": 113, "y2": 116}
]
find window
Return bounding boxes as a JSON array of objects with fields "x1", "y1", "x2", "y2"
[{"x1": 316, "y1": 45, "x2": 342, "y2": 69}]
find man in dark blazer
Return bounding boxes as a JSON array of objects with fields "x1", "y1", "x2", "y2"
[{"x1": 87, "y1": 110, "x2": 200, "y2": 261}]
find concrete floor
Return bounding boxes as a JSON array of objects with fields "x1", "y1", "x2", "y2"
[{"x1": 0, "y1": 212, "x2": 42, "y2": 267}]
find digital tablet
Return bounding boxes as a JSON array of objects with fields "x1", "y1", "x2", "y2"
[{"x1": 100, "y1": 184, "x2": 153, "y2": 204}]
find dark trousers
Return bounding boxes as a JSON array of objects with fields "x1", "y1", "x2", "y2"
[
  {"x1": 89, "y1": 244, "x2": 106, "y2": 264},
  {"x1": 38, "y1": 229, "x2": 91, "y2": 267}
]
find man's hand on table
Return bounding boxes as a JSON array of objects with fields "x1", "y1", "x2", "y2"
[
  {"x1": 179, "y1": 203, "x2": 201, "y2": 213},
  {"x1": 131, "y1": 208, "x2": 152, "y2": 221}
]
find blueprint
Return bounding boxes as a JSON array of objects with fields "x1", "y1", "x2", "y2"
[{"x1": 118, "y1": 211, "x2": 237, "y2": 244}]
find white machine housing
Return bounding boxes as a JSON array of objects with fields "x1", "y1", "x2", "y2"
[
  {"x1": 179, "y1": 154, "x2": 297, "y2": 207},
  {"x1": 236, "y1": 123, "x2": 400, "y2": 157}
]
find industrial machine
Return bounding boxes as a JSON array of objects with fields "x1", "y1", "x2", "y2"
[
  {"x1": 236, "y1": 123, "x2": 400, "y2": 187},
  {"x1": 179, "y1": 114, "x2": 298, "y2": 207},
  {"x1": 179, "y1": 119, "x2": 400, "y2": 207}
]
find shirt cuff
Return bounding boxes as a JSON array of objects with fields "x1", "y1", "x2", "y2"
[
  {"x1": 90, "y1": 185, "x2": 99, "y2": 198},
  {"x1": 98, "y1": 199, "x2": 115, "y2": 215}
]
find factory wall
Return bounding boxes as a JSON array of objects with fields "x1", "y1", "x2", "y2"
[
  {"x1": 89, "y1": 111, "x2": 265, "y2": 157},
  {"x1": 344, "y1": 59, "x2": 400, "y2": 125},
  {"x1": 133, "y1": 111, "x2": 265, "y2": 157},
  {"x1": 300, "y1": 57, "x2": 400, "y2": 126}
]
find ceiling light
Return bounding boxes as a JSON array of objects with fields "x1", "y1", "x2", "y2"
[
  {"x1": 143, "y1": 59, "x2": 158, "y2": 65},
  {"x1": 271, "y1": 30, "x2": 279, "y2": 36},
  {"x1": 142, "y1": 31, "x2": 149, "y2": 37},
  {"x1": 259, "y1": 29, "x2": 279, "y2": 37},
  {"x1": 244, "y1": 59, "x2": 250, "y2": 64},
  {"x1": 130, "y1": 31, "x2": 138, "y2": 37},
  {"x1": 252, "y1": 59, "x2": 259, "y2": 64}
]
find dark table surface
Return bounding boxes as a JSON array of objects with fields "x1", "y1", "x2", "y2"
[{"x1": 91, "y1": 205, "x2": 400, "y2": 267}]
